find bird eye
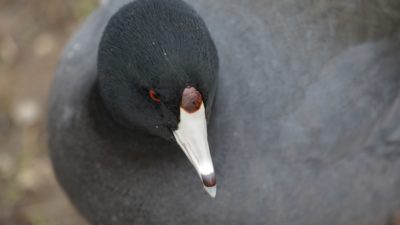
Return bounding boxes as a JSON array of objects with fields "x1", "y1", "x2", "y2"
[{"x1": 149, "y1": 89, "x2": 161, "y2": 103}]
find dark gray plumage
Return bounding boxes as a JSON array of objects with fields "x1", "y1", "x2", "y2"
[{"x1": 49, "y1": 0, "x2": 400, "y2": 224}]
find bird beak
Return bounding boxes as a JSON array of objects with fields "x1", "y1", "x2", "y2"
[{"x1": 173, "y1": 87, "x2": 216, "y2": 198}]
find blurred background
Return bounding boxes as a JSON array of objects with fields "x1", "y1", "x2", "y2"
[{"x1": 0, "y1": 0, "x2": 98, "y2": 224}]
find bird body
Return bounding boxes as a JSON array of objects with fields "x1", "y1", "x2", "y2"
[{"x1": 49, "y1": 0, "x2": 400, "y2": 224}]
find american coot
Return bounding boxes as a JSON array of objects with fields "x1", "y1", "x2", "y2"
[{"x1": 49, "y1": 0, "x2": 400, "y2": 224}]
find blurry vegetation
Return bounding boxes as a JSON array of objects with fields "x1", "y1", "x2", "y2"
[{"x1": 0, "y1": 0, "x2": 97, "y2": 224}]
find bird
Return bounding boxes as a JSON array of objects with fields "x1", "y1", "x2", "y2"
[{"x1": 49, "y1": 0, "x2": 400, "y2": 224}]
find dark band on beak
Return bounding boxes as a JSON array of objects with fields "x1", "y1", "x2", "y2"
[
  {"x1": 201, "y1": 173, "x2": 216, "y2": 187},
  {"x1": 181, "y1": 86, "x2": 202, "y2": 113}
]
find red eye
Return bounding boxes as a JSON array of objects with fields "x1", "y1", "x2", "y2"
[{"x1": 149, "y1": 89, "x2": 161, "y2": 103}]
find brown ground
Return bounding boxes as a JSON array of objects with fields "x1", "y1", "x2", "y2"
[{"x1": 0, "y1": 1, "x2": 98, "y2": 224}]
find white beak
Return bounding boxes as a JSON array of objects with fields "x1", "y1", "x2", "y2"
[{"x1": 173, "y1": 102, "x2": 216, "y2": 198}]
